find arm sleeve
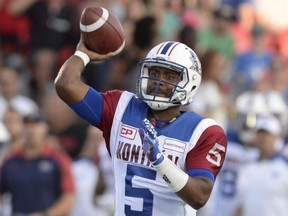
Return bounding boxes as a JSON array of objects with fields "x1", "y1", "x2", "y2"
[
  {"x1": 70, "y1": 87, "x2": 104, "y2": 126},
  {"x1": 70, "y1": 87, "x2": 123, "y2": 155},
  {"x1": 186, "y1": 125, "x2": 227, "y2": 180}
]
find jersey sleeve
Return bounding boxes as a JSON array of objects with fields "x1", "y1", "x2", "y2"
[
  {"x1": 0, "y1": 162, "x2": 8, "y2": 193},
  {"x1": 186, "y1": 125, "x2": 227, "y2": 179},
  {"x1": 53, "y1": 151, "x2": 75, "y2": 193},
  {"x1": 98, "y1": 90, "x2": 123, "y2": 154}
]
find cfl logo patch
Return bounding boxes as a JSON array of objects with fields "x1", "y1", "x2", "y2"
[{"x1": 120, "y1": 124, "x2": 137, "y2": 140}]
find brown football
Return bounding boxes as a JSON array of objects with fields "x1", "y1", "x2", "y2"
[{"x1": 79, "y1": 6, "x2": 125, "y2": 55}]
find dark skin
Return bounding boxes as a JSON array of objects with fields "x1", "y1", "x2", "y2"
[
  {"x1": 147, "y1": 66, "x2": 182, "y2": 121},
  {"x1": 55, "y1": 39, "x2": 214, "y2": 209}
]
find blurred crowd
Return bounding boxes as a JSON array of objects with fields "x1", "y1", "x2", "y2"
[{"x1": 0, "y1": 0, "x2": 288, "y2": 215}]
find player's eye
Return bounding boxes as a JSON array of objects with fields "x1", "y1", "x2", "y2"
[
  {"x1": 164, "y1": 72, "x2": 180, "y2": 83},
  {"x1": 149, "y1": 69, "x2": 160, "y2": 78}
]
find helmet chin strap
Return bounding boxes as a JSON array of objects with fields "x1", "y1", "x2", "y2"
[
  {"x1": 145, "y1": 100, "x2": 179, "y2": 110},
  {"x1": 146, "y1": 101, "x2": 169, "y2": 110}
]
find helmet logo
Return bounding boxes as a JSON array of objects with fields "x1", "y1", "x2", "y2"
[{"x1": 188, "y1": 49, "x2": 201, "y2": 75}]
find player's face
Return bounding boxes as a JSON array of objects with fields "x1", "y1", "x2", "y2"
[
  {"x1": 146, "y1": 66, "x2": 181, "y2": 98},
  {"x1": 253, "y1": 130, "x2": 280, "y2": 157}
]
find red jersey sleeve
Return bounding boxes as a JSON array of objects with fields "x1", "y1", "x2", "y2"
[
  {"x1": 98, "y1": 90, "x2": 123, "y2": 154},
  {"x1": 186, "y1": 125, "x2": 227, "y2": 178},
  {"x1": 53, "y1": 151, "x2": 75, "y2": 193}
]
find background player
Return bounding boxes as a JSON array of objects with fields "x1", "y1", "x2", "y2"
[
  {"x1": 201, "y1": 90, "x2": 288, "y2": 216},
  {"x1": 233, "y1": 115, "x2": 288, "y2": 216}
]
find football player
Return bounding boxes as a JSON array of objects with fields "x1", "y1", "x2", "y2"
[{"x1": 55, "y1": 40, "x2": 227, "y2": 216}]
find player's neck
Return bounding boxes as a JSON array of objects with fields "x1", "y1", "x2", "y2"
[{"x1": 149, "y1": 106, "x2": 181, "y2": 122}]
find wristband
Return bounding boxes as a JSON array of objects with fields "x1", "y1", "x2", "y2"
[
  {"x1": 154, "y1": 156, "x2": 189, "y2": 192},
  {"x1": 74, "y1": 50, "x2": 90, "y2": 66}
]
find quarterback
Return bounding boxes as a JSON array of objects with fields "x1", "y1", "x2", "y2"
[{"x1": 55, "y1": 39, "x2": 227, "y2": 216}]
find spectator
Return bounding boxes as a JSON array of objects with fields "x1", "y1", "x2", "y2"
[
  {"x1": 197, "y1": 5, "x2": 235, "y2": 59},
  {"x1": 231, "y1": 24, "x2": 273, "y2": 97},
  {"x1": 0, "y1": 108, "x2": 24, "y2": 216},
  {"x1": 152, "y1": 0, "x2": 182, "y2": 41},
  {"x1": 1, "y1": 107, "x2": 24, "y2": 162},
  {"x1": 0, "y1": 0, "x2": 30, "y2": 56},
  {"x1": 219, "y1": 0, "x2": 254, "y2": 30},
  {"x1": 178, "y1": 25, "x2": 197, "y2": 51},
  {"x1": 28, "y1": 48, "x2": 58, "y2": 104},
  {"x1": 264, "y1": 55, "x2": 288, "y2": 101},
  {"x1": 9, "y1": 0, "x2": 79, "y2": 60},
  {"x1": 0, "y1": 66, "x2": 39, "y2": 120},
  {"x1": 0, "y1": 113, "x2": 75, "y2": 215}
]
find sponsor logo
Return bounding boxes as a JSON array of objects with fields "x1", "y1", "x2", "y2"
[
  {"x1": 120, "y1": 124, "x2": 137, "y2": 140},
  {"x1": 163, "y1": 138, "x2": 186, "y2": 153},
  {"x1": 38, "y1": 161, "x2": 53, "y2": 173}
]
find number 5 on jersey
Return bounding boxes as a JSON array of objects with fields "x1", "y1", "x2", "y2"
[{"x1": 206, "y1": 143, "x2": 226, "y2": 166}]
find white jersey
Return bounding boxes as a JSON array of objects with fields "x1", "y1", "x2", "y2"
[
  {"x1": 97, "y1": 91, "x2": 227, "y2": 216},
  {"x1": 72, "y1": 89, "x2": 227, "y2": 215},
  {"x1": 236, "y1": 155, "x2": 288, "y2": 216}
]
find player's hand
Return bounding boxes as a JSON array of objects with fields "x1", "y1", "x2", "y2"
[
  {"x1": 76, "y1": 38, "x2": 115, "y2": 62},
  {"x1": 139, "y1": 118, "x2": 164, "y2": 166}
]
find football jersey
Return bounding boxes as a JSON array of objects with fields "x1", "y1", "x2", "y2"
[
  {"x1": 236, "y1": 155, "x2": 288, "y2": 216},
  {"x1": 95, "y1": 91, "x2": 227, "y2": 216}
]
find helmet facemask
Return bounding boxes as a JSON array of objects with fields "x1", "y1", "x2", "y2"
[{"x1": 137, "y1": 59, "x2": 194, "y2": 110}]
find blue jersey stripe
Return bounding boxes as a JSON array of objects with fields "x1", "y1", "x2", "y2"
[
  {"x1": 187, "y1": 168, "x2": 215, "y2": 182},
  {"x1": 160, "y1": 41, "x2": 174, "y2": 55}
]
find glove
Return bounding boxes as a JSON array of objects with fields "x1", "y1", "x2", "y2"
[{"x1": 139, "y1": 118, "x2": 164, "y2": 166}]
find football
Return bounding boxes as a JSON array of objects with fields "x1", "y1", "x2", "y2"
[{"x1": 79, "y1": 6, "x2": 125, "y2": 55}]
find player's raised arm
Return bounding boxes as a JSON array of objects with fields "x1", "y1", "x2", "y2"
[{"x1": 54, "y1": 40, "x2": 113, "y2": 105}]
